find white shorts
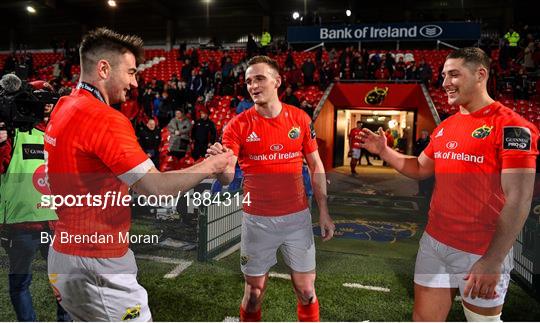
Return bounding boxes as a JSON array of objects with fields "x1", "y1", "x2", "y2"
[
  {"x1": 240, "y1": 208, "x2": 316, "y2": 276},
  {"x1": 48, "y1": 247, "x2": 152, "y2": 321},
  {"x1": 414, "y1": 232, "x2": 513, "y2": 307},
  {"x1": 351, "y1": 148, "x2": 361, "y2": 159}
]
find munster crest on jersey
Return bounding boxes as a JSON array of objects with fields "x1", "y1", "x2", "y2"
[
  {"x1": 471, "y1": 125, "x2": 493, "y2": 139},
  {"x1": 364, "y1": 87, "x2": 389, "y2": 105},
  {"x1": 288, "y1": 126, "x2": 301, "y2": 139}
]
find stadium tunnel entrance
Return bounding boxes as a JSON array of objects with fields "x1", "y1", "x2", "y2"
[
  {"x1": 335, "y1": 108, "x2": 415, "y2": 167},
  {"x1": 313, "y1": 82, "x2": 440, "y2": 169}
]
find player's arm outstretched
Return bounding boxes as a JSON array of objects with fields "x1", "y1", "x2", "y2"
[
  {"x1": 360, "y1": 127, "x2": 434, "y2": 180},
  {"x1": 132, "y1": 151, "x2": 234, "y2": 196},
  {"x1": 463, "y1": 168, "x2": 536, "y2": 300},
  {"x1": 305, "y1": 150, "x2": 335, "y2": 241}
]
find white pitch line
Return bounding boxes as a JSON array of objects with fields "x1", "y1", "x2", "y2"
[
  {"x1": 269, "y1": 272, "x2": 291, "y2": 280},
  {"x1": 223, "y1": 316, "x2": 239, "y2": 322},
  {"x1": 163, "y1": 261, "x2": 193, "y2": 279},
  {"x1": 136, "y1": 254, "x2": 192, "y2": 279},
  {"x1": 342, "y1": 283, "x2": 390, "y2": 292}
]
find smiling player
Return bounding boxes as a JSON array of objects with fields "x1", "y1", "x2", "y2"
[
  {"x1": 360, "y1": 47, "x2": 538, "y2": 322},
  {"x1": 207, "y1": 55, "x2": 335, "y2": 322}
]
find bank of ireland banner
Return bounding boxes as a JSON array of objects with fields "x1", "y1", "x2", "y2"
[{"x1": 287, "y1": 22, "x2": 481, "y2": 43}]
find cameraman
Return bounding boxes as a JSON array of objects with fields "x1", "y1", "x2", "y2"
[{"x1": 0, "y1": 81, "x2": 70, "y2": 321}]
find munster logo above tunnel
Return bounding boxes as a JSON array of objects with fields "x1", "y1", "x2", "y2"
[{"x1": 365, "y1": 87, "x2": 389, "y2": 105}]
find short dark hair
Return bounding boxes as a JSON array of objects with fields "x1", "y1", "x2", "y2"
[
  {"x1": 79, "y1": 27, "x2": 144, "y2": 72},
  {"x1": 446, "y1": 47, "x2": 490, "y2": 70},
  {"x1": 247, "y1": 55, "x2": 280, "y2": 74}
]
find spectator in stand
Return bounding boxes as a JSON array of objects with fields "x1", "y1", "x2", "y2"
[
  {"x1": 394, "y1": 56, "x2": 406, "y2": 80},
  {"x1": 488, "y1": 60, "x2": 500, "y2": 98},
  {"x1": 329, "y1": 58, "x2": 340, "y2": 81},
  {"x1": 58, "y1": 86, "x2": 73, "y2": 97},
  {"x1": 149, "y1": 77, "x2": 160, "y2": 93},
  {"x1": 190, "y1": 48, "x2": 200, "y2": 67},
  {"x1": 177, "y1": 80, "x2": 189, "y2": 106},
  {"x1": 523, "y1": 42, "x2": 535, "y2": 72},
  {"x1": 208, "y1": 57, "x2": 219, "y2": 76},
  {"x1": 236, "y1": 95, "x2": 254, "y2": 114},
  {"x1": 167, "y1": 109, "x2": 192, "y2": 158},
  {"x1": 193, "y1": 95, "x2": 207, "y2": 120},
  {"x1": 233, "y1": 74, "x2": 246, "y2": 97},
  {"x1": 191, "y1": 109, "x2": 217, "y2": 160},
  {"x1": 504, "y1": 27, "x2": 520, "y2": 57},
  {"x1": 221, "y1": 56, "x2": 235, "y2": 82},
  {"x1": 2, "y1": 53, "x2": 17, "y2": 75},
  {"x1": 384, "y1": 53, "x2": 395, "y2": 78},
  {"x1": 328, "y1": 47, "x2": 338, "y2": 62},
  {"x1": 221, "y1": 50, "x2": 231, "y2": 68},
  {"x1": 62, "y1": 56, "x2": 72, "y2": 80},
  {"x1": 289, "y1": 65, "x2": 303, "y2": 90},
  {"x1": 513, "y1": 67, "x2": 529, "y2": 100},
  {"x1": 167, "y1": 80, "x2": 180, "y2": 105},
  {"x1": 375, "y1": 63, "x2": 390, "y2": 80},
  {"x1": 417, "y1": 60, "x2": 433, "y2": 86},
  {"x1": 340, "y1": 57, "x2": 353, "y2": 80},
  {"x1": 319, "y1": 61, "x2": 331, "y2": 89},
  {"x1": 499, "y1": 39, "x2": 510, "y2": 71},
  {"x1": 339, "y1": 46, "x2": 353, "y2": 67},
  {"x1": 247, "y1": 33, "x2": 258, "y2": 59},
  {"x1": 285, "y1": 50, "x2": 295, "y2": 69},
  {"x1": 142, "y1": 87, "x2": 154, "y2": 117},
  {"x1": 302, "y1": 57, "x2": 316, "y2": 85},
  {"x1": 367, "y1": 56, "x2": 378, "y2": 79},
  {"x1": 406, "y1": 60, "x2": 418, "y2": 80},
  {"x1": 395, "y1": 132, "x2": 408, "y2": 154},
  {"x1": 120, "y1": 92, "x2": 139, "y2": 125},
  {"x1": 181, "y1": 58, "x2": 193, "y2": 82},
  {"x1": 213, "y1": 71, "x2": 223, "y2": 96},
  {"x1": 533, "y1": 41, "x2": 540, "y2": 69},
  {"x1": 315, "y1": 47, "x2": 323, "y2": 66},
  {"x1": 352, "y1": 56, "x2": 366, "y2": 80},
  {"x1": 281, "y1": 85, "x2": 301, "y2": 108},
  {"x1": 52, "y1": 61, "x2": 62, "y2": 79},
  {"x1": 152, "y1": 92, "x2": 163, "y2": 118},
  {"x1": 300, "y1": 99, "x2": 314, "y2": 118},
  {"x1": 137, "y1": 119, "x2": 161, "y2": 168},
  {"x1": 188, "y1": 68, "x2": 204, "y2": 103},
  {"x1": 158, "y1": 91, "x2": 174, "y2": 127}
]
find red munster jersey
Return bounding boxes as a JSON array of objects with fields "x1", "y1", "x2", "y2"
[
  {"x1": 222, "y1": 103, "x2": 318, "y2": 216},
  {"x1": 45, "y1": 88, "x2": 153, "y2": 258},
  {"x1": 349, "y1": 128, "x2": 363, "y2": 149},
  {"x1": 423, "y1": 101, "x2": 538, "y2": 254}
]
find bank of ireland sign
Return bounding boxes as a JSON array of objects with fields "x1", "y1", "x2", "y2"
[{"x1": 287, "y1": 22, "x2": 480, "y2": 43}]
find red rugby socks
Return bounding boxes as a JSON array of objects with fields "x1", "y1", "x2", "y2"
[
  {"x1": 240, "y1": 305, "x2": 261, "y2": 322},
  {"x1": 297, "y1": 299, "x2": 320, "y2": 322}
]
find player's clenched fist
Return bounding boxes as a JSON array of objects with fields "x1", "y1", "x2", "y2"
[
  {"x1": 204, "y1": 149, "x2": 233, "y2": 174},
  {"x1": 206, "y1": 142, "x2": 228, "y2": 156}
]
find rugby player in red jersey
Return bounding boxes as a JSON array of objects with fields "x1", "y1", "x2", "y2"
[
  {"x1": 44, "y1": 28, "x2": 232, "y2": 321},
  {"x1": 349, "y1": 120, "x2": 364, "y2": 174},
  {"x1": 361, "y1": 47, "x2": 538, "y2": 321},
  {"x1": 207, "y1": 56, "x2": 335, "y2": 322}
]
